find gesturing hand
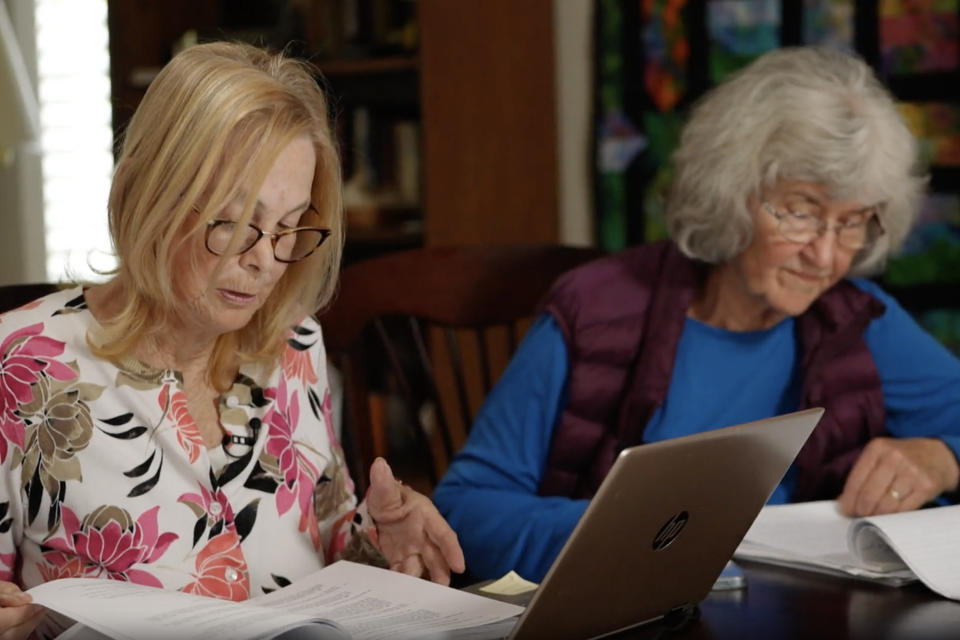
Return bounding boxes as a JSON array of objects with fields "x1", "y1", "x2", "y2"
[
  {"x1": 0, "y1": 581, "x2": 45, "y2": 640},
  {"x1": 838, "y1": 437, "x2": 960, "y2": 517},
  {"x1": 365, "y1": 458, "x2": 465, "y2": 585}
]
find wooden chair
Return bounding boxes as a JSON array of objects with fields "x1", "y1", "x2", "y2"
[
  {"x1": 319, "y1": 245, "x2": 604, "y2": 494},
  {"x1": 0, "y1": 283, "x2": 60, "y2": 313}
]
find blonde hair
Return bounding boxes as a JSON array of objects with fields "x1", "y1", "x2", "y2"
[
  {"x1": 666, "y1": 46, "x2": 925, "y2": 276},
  {"x1": 95, "y1": 41, "x2": 343, "y2": 389}
]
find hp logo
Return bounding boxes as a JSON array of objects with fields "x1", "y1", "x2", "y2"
[{"x1": 652, "y1": 511, "x2": 689, "y2": 551}]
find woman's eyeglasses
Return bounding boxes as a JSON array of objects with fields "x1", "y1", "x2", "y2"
[
  {"x1": 205, "y1": 206, "x2": 331, "y2": 263},
  {"x1": 762, "y1": 202, "x2": 884, "y2": 251}
]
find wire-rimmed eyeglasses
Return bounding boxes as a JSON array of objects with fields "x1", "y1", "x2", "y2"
[
  {"x1": 205, "y1": 206, "x2": 331, "y2": 263},
  {"x1": 762, "y1": 202, "x2": 884, "y2": 251}
]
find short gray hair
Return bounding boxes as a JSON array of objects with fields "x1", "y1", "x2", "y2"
[{"x1": 665, "y1": 46, "x2": 925, "y2": 275}]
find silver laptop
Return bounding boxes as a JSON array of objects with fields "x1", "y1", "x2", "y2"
[{"x1": 509, "y1": 408, "x2": 824, "y2": 639}]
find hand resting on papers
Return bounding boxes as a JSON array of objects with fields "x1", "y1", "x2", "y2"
[
  {"x1": 366, "y1": 458, "x2": 465, "y2": 585},
  {"x1": 838, "y1": 437, "x2": 960, "y2": 517},
  {"x1": 0, "y1": 581, "x2": 45, "y2": 640}
]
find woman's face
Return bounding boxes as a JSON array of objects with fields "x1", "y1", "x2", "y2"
[
  {"x1": 731, "y1": 180, "x2": 874, "y2": 318},
  {"x1": 172, "y1": 134, "x2": 317, "y2": 340}
]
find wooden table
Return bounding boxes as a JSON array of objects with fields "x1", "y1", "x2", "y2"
[{"x1": 621, "y1": 560, "x2": 960, "y2": 639}]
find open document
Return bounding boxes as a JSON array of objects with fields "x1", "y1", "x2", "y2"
[
  {"x1": 27, "y1": 561, "x2": 524, "y2": 640},
  {"x1": 734, "y1": 501, "x2": 960, "y2": 599}
]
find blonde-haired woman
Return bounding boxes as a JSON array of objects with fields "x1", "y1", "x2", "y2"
[{"x1": 0, "y1": 42, "x2": 461, "y2": 639}]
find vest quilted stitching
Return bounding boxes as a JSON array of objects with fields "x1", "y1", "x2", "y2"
[{"x1": 540, "y1": 242, "x2": 886, "y2": 501}]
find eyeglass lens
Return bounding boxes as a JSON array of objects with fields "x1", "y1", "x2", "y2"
[
  {"x1": 207, "y1": 208, "x2": 328, "y2": 261},
  {"x1": 769, "y1": 203, "x2": 876, "y2": 250}
]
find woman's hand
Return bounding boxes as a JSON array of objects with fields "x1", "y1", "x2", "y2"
[
  {"x1": 0, "y1": 581, "x2": 44, "y2": 640},
  {"x1": 365, "y1": 458, "x2": 465, "y2": 585},
  {"x1": 838, "y1": 437, "x2": 960, "y2": 517}
]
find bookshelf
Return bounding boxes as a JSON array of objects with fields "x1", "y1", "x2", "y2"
[{"x1": 107, "y1": 0, "x2": 561, "y2": 260}]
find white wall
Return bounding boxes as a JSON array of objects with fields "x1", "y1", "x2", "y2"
[
  {"x1": 553, "y1": 0, "x2": 594, "y2": 247},
  {"x1": 0, "y1": 0, "x2": 45, "y2": 285}
]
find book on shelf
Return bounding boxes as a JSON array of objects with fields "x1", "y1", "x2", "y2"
[
  {"x1": 28, "y1": 560, "x2": 523, "y2": 640},
  {"x1": 734, "y1": 500, "x2": 960, "y2": 599}
]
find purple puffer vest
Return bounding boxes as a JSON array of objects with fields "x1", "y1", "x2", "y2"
[{"x1": 539, "y1": 242, "x2": 887, "y2": 502}]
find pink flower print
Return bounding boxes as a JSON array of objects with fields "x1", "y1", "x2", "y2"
[
  {"x1": 282, "y1": 341, "x2": 318, "y2": 386},
  {"x1": 181, "y1": 530, "x2": 250, "y2": 601},
  {"x1": 320, "y1": 388, "x2": 353, "y2": 494},
  {"x1": 263, "y1": 378, "x2": 319, "y2": 522},
  {"x1": 38, "y1": 555, "x2": 87, "y2": 582},
  {"x1": 178, "y1": 485, "x2": 235, "y2": 528},
  {"x1": 0, "y1": 323, "x2": 76, "y2": 462},
  {"x1": 159, "y1": 384, "x2": 204, "y2": 464},
  {"x1": 43, "y1": 504, "x2": 178, "y2": 587},
  {"x1": 0, "y1": 551, "x2": 15, "y2": 582}
]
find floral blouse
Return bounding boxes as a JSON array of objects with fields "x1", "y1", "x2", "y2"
[{"x1": 0, "y1": 288, "x2": 376, "y2": 636}]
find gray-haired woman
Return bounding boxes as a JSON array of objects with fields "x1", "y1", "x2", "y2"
[{"x1": 434, "y1": 46, "x2": 960, "y2": 583}]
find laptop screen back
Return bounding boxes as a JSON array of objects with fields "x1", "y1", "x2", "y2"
[{"x1": 510, "y1": 408, "x2": 824, "y2": 639}]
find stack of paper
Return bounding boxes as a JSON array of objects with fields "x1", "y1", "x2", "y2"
[
  {"x1": 735, "y1": 501, "x2": 960, "y2": 599},
  {"x1": 28, "y1": 561, "x2": 524, "y2": 640}
]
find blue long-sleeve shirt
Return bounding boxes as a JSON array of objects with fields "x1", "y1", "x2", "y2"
[{"x1": 432, "y1": 279, "x2": 960, "y2": 582}]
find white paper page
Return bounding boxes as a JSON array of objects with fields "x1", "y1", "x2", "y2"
[
  {"x1": 256, "y1": 561, "x2": 524, "y2": 640},
  {"x1": 27, "y1": 578, "x2": 336, "y2": 640},
  {"x1": 739, "y1": 501, "x2": 857, "y2": 565},
  {"x1": 56, "y1": 623, "x2": 111, "y2": 640},
  {"x1": 853, "y1": 505, "x2": 960, "y2": 600},
  {"x1": 735, "y1": 501, "x2": 915, "y2": 583}
]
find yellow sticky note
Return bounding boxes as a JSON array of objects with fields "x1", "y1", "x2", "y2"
[{"x1": 479, "y1": 570, "x2": 539, "y2": 596}]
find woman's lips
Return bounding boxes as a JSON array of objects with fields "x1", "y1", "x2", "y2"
[
  {"x1": 788, "y1": 270, "x2": 824, "y2": 283},
  {"x1": 217, "y1": 289, "x2": 256, "y2": 305}
]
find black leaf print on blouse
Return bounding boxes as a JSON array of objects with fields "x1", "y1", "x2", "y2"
[
  {"x1": 124, "y1": 450, "x2": 157, "y2": 478},
  {"x1": 127, "y1": 452, "x2": 163, "y2": 497},
  {"x1": 96, "y1": 412, "x2": 148, "y2": 439},
  {"x1": 101, "y1": 426, "x2": 148, "y2": 440},
  {"x1": 307, "y1": 387, "x2": 322, "y2": 422},
  {"x1": 260, "y1": 573, "x2": 293, "y2": 595},
  {"x1": 216, "y1": 449, "x2": 254, "y2": 488},
  {"x1": 47, "y1": 492, "x2": 62, "y2": 531},
  {"x1": 0, "y1": 501, "x2": 11, "y2": 534},
  {"x1": 233, "y1": 377, "x2": 270, "y2": 408},
  {"x1": 287, "y1": 324, "x2": 317, "y2": 351},
  {"x1": 192, "y1": 516, "x2": 206, "y2": 548},
  {"x1": 51, "y1": 294, "x2": 87, "y2": 316},
  {"x1": 98, "y1": 412, "x2": 134, "y2": 426},
  {"x1": 243, "y1": 460, "x2": 280, "y2": 494},
  {"x1": 235, "y1": 498, "x2": 260, "y2": 542},
  {"x1": 250, "y1": 388, "x2": 269, "y2": 409},
  {"x1": 26, "y1": 466, "x2": 43, "y2": 525},
  {"x1": 209, "y1": 518, "x2": 224, "y2": 539},
  {"x1": 286, "y1": 338, "x2": 314, "y2": 352}
]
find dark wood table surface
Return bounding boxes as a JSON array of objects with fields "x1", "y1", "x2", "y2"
[{"x1": 615, "y1": 560, "x2": 960, "y2": 640}]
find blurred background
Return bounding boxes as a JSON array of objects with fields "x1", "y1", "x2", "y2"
[
  {"x1": 3, "y1": 2, "x2": 958, "y2": 342},
  {"x1": 3, "y1": 0, "x2": 959, "y2": 489}
]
